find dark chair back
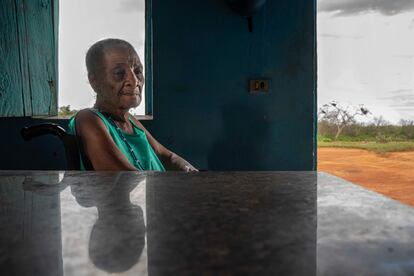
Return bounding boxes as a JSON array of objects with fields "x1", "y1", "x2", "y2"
[{"x1": 21, "y1": 123, "x2": 93, "y2": 170}]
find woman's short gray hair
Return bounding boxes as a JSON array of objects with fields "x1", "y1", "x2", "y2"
[{"x1": 85, "y1": 38, "x2": 137, "y2": 75}]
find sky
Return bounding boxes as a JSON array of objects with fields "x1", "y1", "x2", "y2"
[
  {"x1": 59, "y1": 0, "x2": 146, "y2": 115},
  {"x1": 59, "y1": 0, "x2": 414, "y2": 123},
  {"x1": 318, "y1": 0, "x2": 414, "y2": 124}
]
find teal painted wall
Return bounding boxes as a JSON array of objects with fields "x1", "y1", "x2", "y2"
[
  {"x1": 0, "y1": 0, "x2": 58, "y2": 117},
  {"x1": 145, "y1": 0, "x2": 317, "y2": 170}
]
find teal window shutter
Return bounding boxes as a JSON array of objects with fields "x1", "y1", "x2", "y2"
[{"x1": 0, "y1": 0, "x2": 58, "y2": 117}]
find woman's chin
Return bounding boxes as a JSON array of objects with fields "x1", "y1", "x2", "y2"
[
  {"x1": 121, "y1": 94, "x2": 141, "y2": 109},
  {"x1": 133, "y1": 96, "x2": 142, "y2": 107}
]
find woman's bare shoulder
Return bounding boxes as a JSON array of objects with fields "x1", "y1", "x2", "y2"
[
  {"x1": 75, "y1": 108, "x2": 96, "y2": 120},
  {"x1": 75, "y1": 109, "x2": 106, "y2": 135}
]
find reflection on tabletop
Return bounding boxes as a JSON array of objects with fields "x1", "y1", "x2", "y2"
[
  {"x1": 1, "y1": 171, "x2": 414, "y2": 275},
  {"x1": 69, "y1": 173, "x2": 146, "y2": 273}
]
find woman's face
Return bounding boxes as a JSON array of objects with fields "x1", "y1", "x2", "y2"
[{"x1": 93, "y1": 47, "x2": 144, "y2": 110}]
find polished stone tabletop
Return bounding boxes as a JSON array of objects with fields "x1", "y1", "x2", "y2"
[{"x1": 0, "y1": 171, "x2": 413, "y2": 275}]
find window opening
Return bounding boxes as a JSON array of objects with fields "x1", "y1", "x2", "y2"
[{"x1": 59, "y1": 0, "x2": 146, "y2": 117}]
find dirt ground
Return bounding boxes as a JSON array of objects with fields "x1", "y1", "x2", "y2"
[{"x1": 318, "y1": 148, "x2": 414, "y2": 207}]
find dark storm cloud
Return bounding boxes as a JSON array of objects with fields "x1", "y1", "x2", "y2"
[
  {"x1": 118, "y1": 0, "x2": 145, "y2": 12},
  {"x1": 318, "y1": 0, "x2": 414, "y2": 16}
]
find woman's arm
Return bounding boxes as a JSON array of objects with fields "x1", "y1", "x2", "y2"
[
  {"x1": 158, "y1": 149, "x2": 198, "y2": 172},
  {"x1": 75, "y1": 110, "x2": 138, "y2": 171},
  {"x1": 130, "y1": 116, "x2": 198, "y2": 171}
]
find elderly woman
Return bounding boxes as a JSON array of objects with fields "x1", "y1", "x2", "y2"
[{"x1": 68, "y1": 38, "x2": 197, "y2": 171}]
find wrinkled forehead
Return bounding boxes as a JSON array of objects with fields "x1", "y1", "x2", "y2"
[{"x1": 102, "y1": 46, "x2": 142, "y2": 68}]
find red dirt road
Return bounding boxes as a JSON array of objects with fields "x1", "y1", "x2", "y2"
[{"x1": 318, "y1": 148, "x2": 414, "y2": 207}]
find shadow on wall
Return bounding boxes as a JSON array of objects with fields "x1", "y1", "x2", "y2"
[{"x1": 208, "y1": 104, "x2": 270, "y2": 170}]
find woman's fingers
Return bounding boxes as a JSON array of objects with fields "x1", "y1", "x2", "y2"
[{"x1": 184, "y1": 165, "x2": 199, "y2": 172}]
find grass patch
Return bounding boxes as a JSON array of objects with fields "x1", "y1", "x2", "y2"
[{"x1": 318, "y1": 141, "x2": 414, "y2": 153}]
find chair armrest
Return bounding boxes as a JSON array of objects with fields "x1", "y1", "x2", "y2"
[{"x1": 21, "y1": 123, "x2": 67, "y2": 141}]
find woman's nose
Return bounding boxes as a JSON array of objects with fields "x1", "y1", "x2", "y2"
[{"x1": 125, "y1": 68, "x2": 140, "y2": 87}]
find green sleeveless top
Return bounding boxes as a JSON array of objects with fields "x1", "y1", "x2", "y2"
[{"x1": 67, "y1": 108, "x2": 165, "y2": 171}]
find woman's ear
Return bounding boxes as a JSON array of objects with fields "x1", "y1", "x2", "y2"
[{"x1": 88, "y1": 72, "x2": 100, "y2": 93}]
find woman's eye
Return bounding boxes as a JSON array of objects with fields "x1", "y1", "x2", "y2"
[
  {"x1": 134, "y1": 71, "x2": 144, "y2": 80},
  {"x1": 114, "y1": 70, "x2": 125, "y2": 79}
]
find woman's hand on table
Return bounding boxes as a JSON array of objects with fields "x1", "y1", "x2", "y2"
[{"x1": 184, "y1": 164, "x2": 199, "y2": 172}]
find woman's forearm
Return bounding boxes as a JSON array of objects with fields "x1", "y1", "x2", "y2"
[{"x1": 162, "y1": 152, "x2": 198, "y2": 171}]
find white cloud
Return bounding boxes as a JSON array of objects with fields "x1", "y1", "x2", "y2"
[
  {"x1": 318, "y1": 11, "x2": 414, "y2": 123},
  {"x1": 118, "y1": 0, "x2": 145, "y2": 12}
]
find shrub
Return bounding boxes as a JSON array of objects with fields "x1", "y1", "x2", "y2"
[{"x1": 318, "y1": 121, "x2": 414, "y2": 142}]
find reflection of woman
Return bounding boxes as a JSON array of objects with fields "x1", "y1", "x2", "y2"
[
  {"x1": 70, "y1": 173, "x2": 145, "y2": 273},
  {"x1": 68, "y1": 38, "x2": 197, "y2": 171}
]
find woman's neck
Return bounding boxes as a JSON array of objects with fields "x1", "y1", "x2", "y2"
[
  {"x1": 94, "y1": 101, "x2": 135, "y2": 134},
  {"x1": 94, "y1": 101, "x2": 129, "y2": 123}
]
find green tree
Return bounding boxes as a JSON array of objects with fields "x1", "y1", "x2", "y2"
[
  {"x1": 58, "y1": 105, "x2": 78, "y2": 116},
  {"x1": 319, "y1": 101, "x2": 370, "y2": 140}
]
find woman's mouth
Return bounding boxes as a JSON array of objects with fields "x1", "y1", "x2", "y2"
[{"x1": 120, "y1": 91, "x2": 140, "y2": 96}]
